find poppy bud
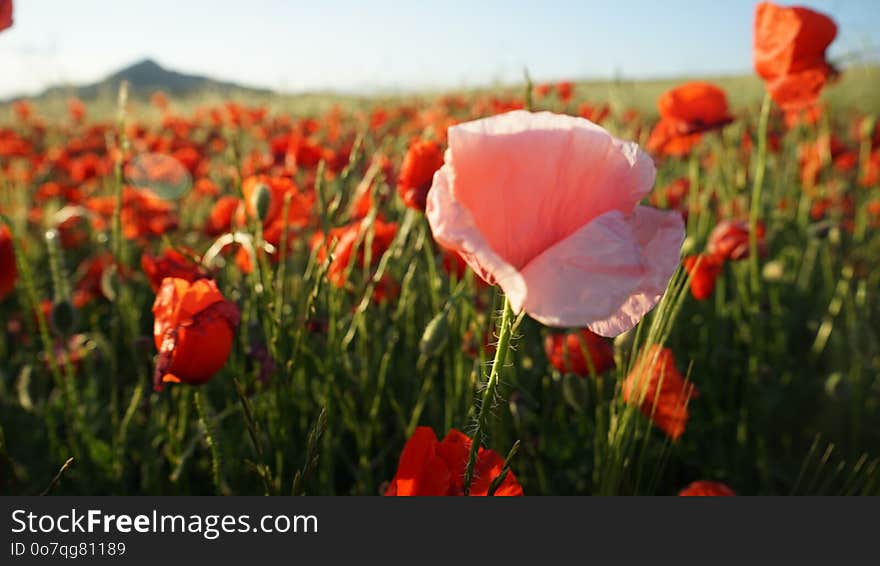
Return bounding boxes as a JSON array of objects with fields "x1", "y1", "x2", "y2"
[
  {"x1": 152, "y1": 277, "x2": 240, "y2": 391},
  {"x1": 50, "y1": 300, "x2": 77, "y2": 336},
  {"x1": 250, "y1": 182, "x2": 272, "y2": 223},
  {"x1": 419, "y1": 310, "x2": 450, "y2": 357}
]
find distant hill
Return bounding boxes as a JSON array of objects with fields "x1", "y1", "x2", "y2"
[{"x1": 8, "y1": 58, "x2": 273, "y2": 102}]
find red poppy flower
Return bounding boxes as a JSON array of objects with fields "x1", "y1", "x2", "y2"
[
  {"x1": 237, "y1": 175, "x2": 314, "y2": 247},
  {"x1": 866, "y1": 200, "x2": 880, "y2": 227},
  {"x1": 141, "y1": 248, "x2": 209, "y2": 292},
  {"x1": 683, "y1": 254, "x2": 724, "y2": 301},
  {"x1": 397, "y1": 139, "x2": 444, "y2": 211},
  {"x1": 577, "y1": 102, "x2": 610, "y2": 124},
  {"x1": 385, "y1": 427, "x2": 523, "y2": 496},
  {"x1": 205, "y1": 196, "x2": 239, "y2": 237},
  {"x1": 753, "y1": 2, "x2": 837, "y2": 110},
  {"x1": 0, "y1": 0, "x2": 12, "y2": 33},
  {"x1": 86, "y1": 187, "x2": 179, "y2": 241},
  {"x1": 784, "y1": 104, "x2": 823, "y2": 128},
  {"x1": 312, "y1": 218, "x2": 398, "y2": 288},
  {"x1": 860, "y1": 149, "x2": 880, "y2": 188},
  {"x1": 649, "y1": 177, "x2": 690, "y2": 210},
  {"x1": 67, "y1": 98, "x2": 86, "y2": 123},
  {"x1": 0, "y1": 224, "x2": 17, "y2": 301},
  {"x1": 622, "y1": 345, "x2": 697, "y2": 440},
  {"x1": 798, "y1": 134, "x2": 856, "y2": 188},
  {"x1": 72, "y1": 253, "x2": 116, "y2": 308},
  {"x1": 152, "y1": 278, "x2": 240, "y2": 392},
  {"x1": 678, "y1": 481, "x2": 736, "y2": 496},
  {"x1": 151, "y1": 91, "x2": 169, "y2": 111},
  {"x1": 533, "y1": 83, "x2": 552, "y2": 99},
  {"x1": 556, "y1": 81, "x2": 574, "y2": 103},
  {"x1": 544, "y1": 328, "x2": 615, "y2": 376},
  {"x1": 647, "y1": 82, "x2": 734, "y2": 157},
  {"x1": 12, "y1": 100, "x2": 31, "y2": 122},
  {"x1": 707, "y1": 219, "x2": 765, "y2": 261}
]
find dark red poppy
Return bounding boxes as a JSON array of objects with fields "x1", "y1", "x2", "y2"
[
  {"x1": 544, "y1": 328, "x2": 615, "y2": 376},
  {"x1": 141, "y1": 248, "x2": 209, "y2": 292},
  {"x1": 152, "y1": 278, "x2": 240, "y2": 392},
  {"x1": 385, "y1": 427, "x2": 523, "y2": 496},
  {"x1": 397, "y1": 139, "x2": 444, "y2": 211},
  {"x1": 707, "y1": 219, "x2": 765, "y2": 261},
  {"x1": 0, "y1": 0, "x2": 12, "y2": 33},
  {"x1": 754, "y1": 2, "x2": 838, "y2": 110},
  {"x1": 0, "y1": 224, "x2": 17, "y2": 301},
  {"x1": 683, "y1": 254, "x2": 724, "y2": 301},
  {"x1": 622, "y1": 345, "x2": 697, "y2": 440},
  {"x1": 678, "y1": 481, "x2": 736, "y2": 496},
  {"x1": 647, "y1": 82, "x2": 734, "y2": 157}
]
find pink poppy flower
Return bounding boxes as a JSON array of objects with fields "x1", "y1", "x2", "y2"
[{"x1": 426, "y1": 111, "x2": 684, "y2": 336}]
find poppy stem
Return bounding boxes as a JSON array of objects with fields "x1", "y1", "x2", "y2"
[
  {"x1": 748, "y1": 92, "x2": 771, "y2": 294},
  {"x1": 463, "y1": 295, "x2": 515, "y2": 495}
]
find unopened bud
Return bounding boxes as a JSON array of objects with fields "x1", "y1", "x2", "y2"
[
  {"x1": 50, "y1": 300, "x2": 77, "y2": 336},
  {"x1": 250, "y1": 183, "x2": 272, "y2": 222},
  {"x1": 419, "y1": 310, "x2": 450, "y2": 357}
]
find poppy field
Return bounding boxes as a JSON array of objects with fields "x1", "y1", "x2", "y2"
[{"x1": 1, "y1": 2, "x2": 879, "y2": 496}]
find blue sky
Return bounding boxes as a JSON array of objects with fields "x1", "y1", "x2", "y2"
[{"x1": 0, "y1": 0, "x2": 878, "y2": 98}]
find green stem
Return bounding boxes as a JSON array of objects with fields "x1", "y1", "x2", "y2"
[
  {"x1": 748, "y1": 93, "x2": 771, "y2": 295},
  {"x1": 463, "y1": 296, "x2": 515, "y2": 495}
]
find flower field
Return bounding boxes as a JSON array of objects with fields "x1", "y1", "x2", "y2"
[{"x1": 0, "y1": 1, "x2": 878, "y2": 496}]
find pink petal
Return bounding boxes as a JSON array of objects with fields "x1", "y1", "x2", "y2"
[
  {"x1": 447, "y1": 110, "x2": 655, "y2": 270},
  {"x1": 511, "y1": 206, "x2": 685, "y2": 336},
  {"x1": 426, "y1": 163, "x2": 526, "y2": 296}
]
